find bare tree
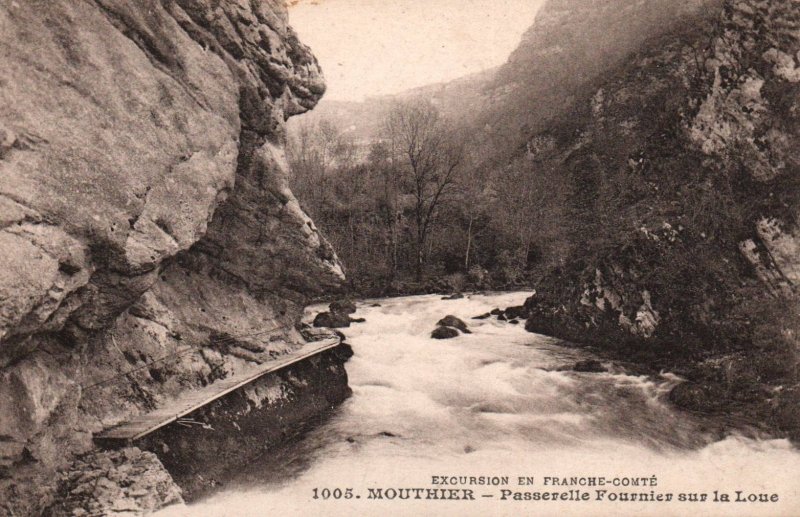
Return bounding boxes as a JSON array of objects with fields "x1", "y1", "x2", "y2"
[
  {"x1": 383, "y1": 100, "x2": 464, "y2": 280},
  {"x1": 492, "y1": 155, "x2": 569, "y2": 271},
  {"x1": 367, "y1": 140, "x2": 402, "y2": 281},
  {"x1": 287, "y1": 118, "x2": 356, "y2": 216}
]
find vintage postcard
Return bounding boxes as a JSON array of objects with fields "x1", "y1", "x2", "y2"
[{"x1": 0, "y1": 0, "x2": 798, "y2": 515}]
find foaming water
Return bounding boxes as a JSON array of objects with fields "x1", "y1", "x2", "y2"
[{"x1": 157, "y1": 293, "x2": 800, "y2": 516}]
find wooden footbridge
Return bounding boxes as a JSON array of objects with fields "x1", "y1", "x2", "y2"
[{"x1": 94, "y1": 337, "x2": 341, "y2": 445}]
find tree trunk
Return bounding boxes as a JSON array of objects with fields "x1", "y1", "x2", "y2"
[
  {"x1": 523, "y1": 226, "x2": 533, "y2": 269},
  {"x1": 391, "y1": 212, "x2": 399, "y2": 280},
  {"x1": 415, "y1": 212, "x2": 425, "y2": 282},
  {"x1": 415, "y1": 245, "x2": 424, "y2": 282},
  {"x1": 464, "y1": 214, "x2": 474, "y2": 271}
]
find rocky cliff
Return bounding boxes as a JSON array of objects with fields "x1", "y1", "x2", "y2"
[
  {"x1": 517, "y1": 0, "x2": 800, "y2": 436},
  {"x1": 0, "y1": 1, "x2": 345, "y2": 514}
]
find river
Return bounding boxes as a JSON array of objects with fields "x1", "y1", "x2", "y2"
[{"x1": 158, "y1": 292, "x2": 800, "y2": 516}]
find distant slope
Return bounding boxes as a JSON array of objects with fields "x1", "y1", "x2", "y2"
[
  {"x1": 287, "y1": 66, "x2": 497, "y2": 141},
  {"x1": 477, "y1": 0, "x2": 722, "y2": 155}
]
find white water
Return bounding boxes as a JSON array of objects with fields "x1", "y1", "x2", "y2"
[{"x1": 158, "y1": 292, "x2": 800, "y2": 516}]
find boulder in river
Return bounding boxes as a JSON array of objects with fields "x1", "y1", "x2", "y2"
[
  {"x1": 436, "y1": 315, "x2": 471, "y2": 333},
  {"x1": 573, "y1": 359, "x2": 608, "y2": 373},
  {"x1": 503, "y1": 305, "x2": 530, "y2": 320},
  {"x1": 300, "y1": 325, "x2": 339, "y2": 342},
  {"x1": 773, "y1": 386, "x2": 800, "y2": 441},
  {"x1": 442, "y1": 293, "x2": 465, "y2": 300},
  {"x1": 472, "y1": 313, "x2": 491, "y2": 320},
  {"x1": 350, "y1": 317, "x2": 366, "y2": 323},
  {"x1": 329, "y1": 299, "x2": 357, "y2": 315},
  {"x1": 313, "y1": 311, "x2": 351, "y2": 328},
  {"x1": 668, "y1": 382, "x2": 725, "y2": 412},
  {"x1": 334, "y1": 343, "x2": 355, "y2": 360},
  {"x1": 431, "y1": 326, "x2": 460, "y2": 339}
]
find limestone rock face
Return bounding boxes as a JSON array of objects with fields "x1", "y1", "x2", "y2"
[
  {"x1": 689, "y1": 0, "x2": 800, "y2": 182},
  {"x1": 0, "y1": 0, "x2": 341, "y2": 355},
  {"x1": 0, "y1": 1, "x2": 344, "y2": 513},
  {"x1": 689, "y1": 0, "x2": 800, "y2": 295}
]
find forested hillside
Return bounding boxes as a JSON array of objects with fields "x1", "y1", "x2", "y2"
[{"x1": 284, "y1": 0, "x2": 723, "y2": 295}]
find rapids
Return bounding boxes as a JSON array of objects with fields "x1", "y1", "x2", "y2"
[{"x1": 158, "y1": 292, "x2": 800, "y2": 516}]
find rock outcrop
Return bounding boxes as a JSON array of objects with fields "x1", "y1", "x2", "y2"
[
  {"x1": 47, "y1": 448, "x2": 183, "y2": 517},
  {"x1": 572, "y1": 360, "x2": 608, "y2": 374},
  {"x1": 0, "y1": 1, "x2": 346, "y2": 514}
]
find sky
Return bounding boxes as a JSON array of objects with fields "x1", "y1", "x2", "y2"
[{"x1": 287, "y1": 0, "x2": 545, "y2": 101}]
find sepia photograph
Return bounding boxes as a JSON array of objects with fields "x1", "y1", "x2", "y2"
[{"x1": 1, "y1": 0, "x2": 799, "y2": 515}]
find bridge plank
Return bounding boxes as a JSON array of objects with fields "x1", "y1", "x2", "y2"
[{"x1": 95, "y1": 338, "x2": 341, "y2": 443}]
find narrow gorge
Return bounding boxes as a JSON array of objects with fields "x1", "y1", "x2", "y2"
[{"x1": 1, "y1": 0, "x2": 799, "y2": 515}]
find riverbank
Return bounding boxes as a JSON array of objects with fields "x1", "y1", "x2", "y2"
[{"x1": 521, "y1": 291, "x2": 800, "y2": 442}]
